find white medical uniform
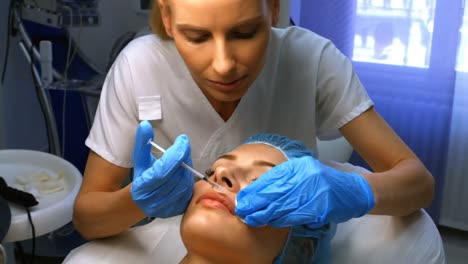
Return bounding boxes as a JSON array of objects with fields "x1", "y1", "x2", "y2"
[{"x1": 86, "y1": 26, "x2": 373, "y2": 172}]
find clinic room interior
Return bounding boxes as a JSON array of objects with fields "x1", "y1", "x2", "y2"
[{"x1": 0, "y1": 0, "x2": 467, "y2": 263}]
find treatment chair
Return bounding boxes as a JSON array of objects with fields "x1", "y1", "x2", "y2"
[{"x1": 63, "y1": 137, "x2": 445, "y2": 263}]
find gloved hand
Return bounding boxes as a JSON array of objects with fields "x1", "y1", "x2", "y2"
[
  {"x1": 235, "y1": 156, "x2": 374, "y2": 228},
  {"x1": 131, "y1": 120, "x2": 194, "y2": 218}
]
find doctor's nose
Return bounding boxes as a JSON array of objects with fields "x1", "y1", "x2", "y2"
[
  {"x1": 212, "y1": 41, "x2": 236, "y2": 76},
  {"x1": 211, "y1": 167, "x2": 239, "y2": 192}
]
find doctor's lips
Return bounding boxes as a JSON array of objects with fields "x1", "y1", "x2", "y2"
[
  {"x1": 207, "y1": 76, "x2": 247, "y2": 92},
  {"x1": 196, "y1": 191, "x2": 235, "y2": 215}
]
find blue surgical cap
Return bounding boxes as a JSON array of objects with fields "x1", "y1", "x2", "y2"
[
  {"x1": 242, "y1": 133, "x2": 316, "y2": 160},
  {"x1": 241, "y1": 133, "x2": 334, "y2": 264},
  {"x1": 274, "y1": 223, "x2": 336, "y2": 264}
]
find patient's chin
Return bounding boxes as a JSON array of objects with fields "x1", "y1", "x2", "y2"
[
  {"x1": 181, "y1": 209, "x2": 250, "y2": 255},
  {"x1": 180, "y1": 209, "x2": 291, "y2": 263}
]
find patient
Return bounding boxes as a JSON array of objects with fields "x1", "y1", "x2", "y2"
[
  {"x1": 180, "y1": 134, "x2": 334, "y2": 264},
  {"x1": 64, "y1": 136, "x2": 444, "y2": 264},
  {"x1": 63, "y1": 134, "x2": 333, "y2": 264}
]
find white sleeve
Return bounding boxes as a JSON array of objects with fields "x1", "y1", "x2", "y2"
[
  {"x1": 85, "y1": 52, "x2": 138, "y2": 168},
  {"x1": 315, "y1": 42, "x2": 374, "y2": 140}
]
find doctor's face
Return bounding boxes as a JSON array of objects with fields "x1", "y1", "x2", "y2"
[
  {"x1": 181, "y1": 143, "x2": 289, "y2": 262},
  {"x1": 160, "y1": 0, "x2": 279, "y2": 111}
]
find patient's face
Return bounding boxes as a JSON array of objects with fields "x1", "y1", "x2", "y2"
[{"x1": 181, "y1": 143, "x2": 289, "y2": 262}]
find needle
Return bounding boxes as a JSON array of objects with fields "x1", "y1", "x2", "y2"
[{"x1": 148, "y1": 140, "x2": 226, "y2": 192}]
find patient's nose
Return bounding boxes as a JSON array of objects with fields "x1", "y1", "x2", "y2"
[{"x1": 212, "y1": 167, "x2": 239, "y2": 192}]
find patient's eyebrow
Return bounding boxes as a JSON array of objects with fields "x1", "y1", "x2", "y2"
[
  {"x1": 217, "y1": 154, "x2": 276, "y2": 168},
  {"x1": 253, "y1": 160, "x2": 276, "y2": 168},
  {"x1": 217, "y1": 154, "x2": 237, "y2": 161}
]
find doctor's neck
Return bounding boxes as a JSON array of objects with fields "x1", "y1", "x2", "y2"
[{"x1": 205, "y1": 95, "x2": 241, "y2": 122}]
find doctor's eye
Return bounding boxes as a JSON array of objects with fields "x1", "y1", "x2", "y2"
[
  {"x1": 186, "y1": 35, "x2": 210, "y2": 44},
  {"x1": 231, "y1": 29, "x2": 258, "y2": 40},
  {"x1": 205, "y1": 168, "x2": 215, "y2": 177},
  {"x1": 229, "y1": 22, "x2": 261, "y2": 40},
  {"x1": 180, "y1": 28, "x2": 211, "y2": 44}
]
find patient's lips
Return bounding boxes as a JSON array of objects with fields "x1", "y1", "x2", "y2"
[{"x1": 197, "y1": 191, "x2": 235, "y2": 215}]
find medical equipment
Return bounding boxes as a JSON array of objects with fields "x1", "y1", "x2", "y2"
[
  {"x1": 10, "y1": 2, "x2": 94, "y2": 157},
  {"x1": 0, "y1": 149, "x2": 84, "y2": 264},
  {"x1": 148, "y1": 140, "x2": 226, "y2": 192},
  {"x1": 6, "y1": 0, "x2": 150, "y2": 157},
  {"x1": 0, "y1": 177, "x2": 38, "y2": 208},
  {"x1": 19, "y1": 0, "x2": 99, "y2": 28},
  {"x1": 0, "y1": 196, "x2": 12, "y2": 241}
]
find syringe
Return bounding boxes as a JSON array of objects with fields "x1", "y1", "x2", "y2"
[{"x1": 148, "y1": 140, "x2": 226, "y2": 192}]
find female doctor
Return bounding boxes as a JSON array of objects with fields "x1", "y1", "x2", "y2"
[{"x1": 72, "y1": 0, "x2": 434, "y2": 240}]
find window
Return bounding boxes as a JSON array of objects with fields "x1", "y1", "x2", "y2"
[
  {"x1": 353, "y1": 0, "x2": 436, "y2": 68},
  {"x1": 457, "y1": 5, "x2": 468, "y2": 72}
]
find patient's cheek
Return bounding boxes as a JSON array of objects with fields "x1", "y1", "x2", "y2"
[
  {"x1": 182, "y1": 212, "x2": 211, "y2": 230},
  {"x1": 181, "y1": 210, "x2": 239, "y2": 239}
]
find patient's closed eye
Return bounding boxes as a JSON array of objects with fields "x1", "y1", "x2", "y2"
[
  {"x1": 205, "y1": 165, "x2": 259, "y2": 185},
  {"x1": 205, "y1": 168, "x2": 214, "y2": 177}
]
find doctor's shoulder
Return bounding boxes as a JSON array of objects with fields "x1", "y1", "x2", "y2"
[
  {"x1": 114, "y1": 33, "x2": 178, "y2": 68},
  {"x1": 271, "y1": 26, "x2": 340, "y2": 70}
]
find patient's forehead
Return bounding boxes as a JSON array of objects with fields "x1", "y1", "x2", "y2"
[{"x1": 229, "y1": 143, "x2": 287, "y2": 165}]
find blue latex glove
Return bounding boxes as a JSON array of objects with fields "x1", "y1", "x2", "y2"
[
  {"x1": 235, "y1": 156, "x2": 375, "y2": 228},
  {"x1": 131, "y1": 120, "x2": 194, "y2": 218}
]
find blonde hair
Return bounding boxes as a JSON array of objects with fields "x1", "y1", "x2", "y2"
[
  {"x1": 149, "y1": 0, "x2": 278, "y2": 40},
  {"x1": 150, "y1": 0, "x2": 171, "y2": 40}
]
